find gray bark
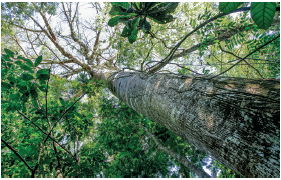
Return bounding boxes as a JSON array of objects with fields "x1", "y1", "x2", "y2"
[{"x1": 106, "y1": 72, "x2": 280, "y2": 178}]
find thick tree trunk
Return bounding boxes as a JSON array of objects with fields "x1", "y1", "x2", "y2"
[{"x1": 106, "y1": 72, "x2": 280, "y2": 178}]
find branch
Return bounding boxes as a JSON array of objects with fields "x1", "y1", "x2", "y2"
[
  {"x1": 146, "y1": 7, "x2": 279, "y2": 74},
  {"x1": 218, "y1": 44, "x2": 264, "y2": 79},
  {"x1": 1, "y1": 139, "x2": 33, "y2": 172},
  {"x1": 26, "y1": 30, "x2": 39, "y2": 56},
  {"x1": 89, "y1": 29, "x2": 102, "y2": 65},
  {"x1": 138, "y1": 124, "x2": 211, "y2": 178},
  {"x1": 12, "y1": 35, "x2": 29, "y2": 58},
  {"x1": 62, "y1": 3, "x2": 90, "y2": 59},
  {"x1": 32, "y1": 2, "x2": 57, "y2": 42},
  {"x1": 210, "y1": 34, "x2": 280, "y2": 79},
  {"x1": 14, "y1": 3, "x2": 93, "y2": 75},
  {"x1": 16, "y1": 109, "x2": 77, "y2": 162}
]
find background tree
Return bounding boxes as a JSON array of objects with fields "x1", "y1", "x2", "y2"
[{"x1": 1, "y1": 2, "x2": 280, "y2": 178}]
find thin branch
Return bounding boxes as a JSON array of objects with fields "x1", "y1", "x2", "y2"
[
  {"x1": 1, "y1": 139, "x2": 33, "y2": 172},
  {"x1": 218, "y1": 44, "x2": 264, "y2": 79},
  {"x1": 146, "y1": 7, "x2": 279, "y2": 74},
  {"x1": 210, "y1": 34, "x2": 280, "y2": 79},
  {"x1": 12, "y1": 35, "x2": 29, "y2": 58},
  {"x1": 26, "y1": 30, "x2": 39, "y2": 56},
  {"x1": 16, "y1": 109, "x2": 77, "y2": 162}
]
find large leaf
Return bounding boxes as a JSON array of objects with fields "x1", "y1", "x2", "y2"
[
  {"x1": 145, "y1": 2, "x2": 161, "y2": 11},
  {"x1": 34, "y1": 55, "x2": 42, "y2": 67},
  {"x1": 109, "y1": 5, "x2": 124, "y2": 15},
  {"x1": 219, "y1": 2, "x2": 244, "y2": 13},
  {"x1": 111, "y1": 2, "x2": 129, "y2": 9},
  {"x1": 148, "y1": 14, "x2": 174, "y2": 24},
  {"x1": 140, "y1": 20, "x2": 151, "y2": 32},
  {"x1": 108, "y1": 16, "x2": 122, "y2": 27},
  {"x1": 250, "y1": 2, "x2": 276, "y2": 30},
  {"x1": 109, "y1": 5, "x2": 136, "y2": 16},
  {"x1": 121, "y1": 26, "x2": 131, "y2": 37}
]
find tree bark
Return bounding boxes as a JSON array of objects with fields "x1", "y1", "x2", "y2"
[{"x1": 106, "y1": 72, "x2": 280, "y2": 178}]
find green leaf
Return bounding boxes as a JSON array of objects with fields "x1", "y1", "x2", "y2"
[
  {"x1": 36, "y1": 69, "x2": 50, "y2": 81},
  {"x1": 1, "y1": 82, "x2": 11, "y2": 90},
  {"x1": 15, "y1": 61, "x2": 22, "y2": 65},
  {"x1": 108, "y1": 16, "x2": 122, "y2": 27},
  {"x1": 59, "y1": 98, "x2": 65, "y2": 106},
  {"x1": 30, "y1": 89, "x2": 38, "y2": 100},
  {"x1": 219, "y1": 2, "x2": 244, "y2": 13},
  {"x1": 250, "y1": 2, "x2": 276, "y2": 30},
  {"x1": 4, "y1": 48, "x2": 14, "y2": 57},
  {"x1": 148, "y1": 14, "x2": 174, "y2": 24},
  {"x1": 121, "y1": 26, "x2": 130, "y2": 37},
  {"x1": 39, "y1": 85, "x2": 48, "y2": 92},
  {"x1": 111, "y1": 2, "x2": 129, "y2": 9},
  {"x1": 128, "y1": 29, "x2": 138, "y2": 44},
  {"x1": 109, "y1": 5, "x2": 124, "y2": 15},
  {"x1": 20, "y1": 64, "x2": 34, "y2": 73},
  {"x1": 2, "y1": 54, "x2": 13, "y2": 62},
  {"x1": 141, "y1": 20, "x2": 151, "y2": 32},
  {"x1": 24, "y1": 58, "x2": 33, "y2": 67},
  {"x1": 34, "y1": 55, "x2": 42, "y2": 67},
  {"x1": 20, "y1": 73, "x2": 35, "y2": 81}
]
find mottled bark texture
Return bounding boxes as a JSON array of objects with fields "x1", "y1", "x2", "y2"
[{"x1": 106, "y1": 72, "x2": 280, "y2": 178}]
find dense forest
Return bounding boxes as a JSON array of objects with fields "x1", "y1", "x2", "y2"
[{"x1": 1, "y1": 2, "x2": 280, "y2": 178}]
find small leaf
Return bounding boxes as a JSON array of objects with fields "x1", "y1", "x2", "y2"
[
  {"x1": 250, "y1": 2, "x2": 276, "y2": 30},
  {"x1": 59, "y1": 98, "x2": 65, "y2": 106},
  {"x1": 24, "y1": 58, "x2": 33, "y2": 67},
  {"x1": 34, "y1": 55, "x2": 42, "y2": 67},
  {"x1": 36, "y1": 69, "x2": 50, "y2": 81},
  {"x1": 20, "y1": 73, "x2": 35, "y2": 81},
  {"x1": 20, "y1": 64, "x2": 34, "y2": 73},
  {"x1": 1, "y1": 82, "x2": 11, "y2": 90},
  {"x1": 4, "y1": 48, "x2": 14, "y2": 57},
  {"x1": 15, "y1": 61, "x2": 22, "y2": 65}
]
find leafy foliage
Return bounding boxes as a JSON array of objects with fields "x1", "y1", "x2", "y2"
[
  {"x1": 219, "y1": 2, "x2": 278, "y2": 30},
  {"x1": 108, "y1": 2, "x2": 179, "y2": 43},
  {"x1": 1, "y1": 49, "x2": 104, "y2": 177}
]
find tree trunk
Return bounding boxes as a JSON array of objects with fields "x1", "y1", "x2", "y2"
[{"x1": 106, "y1": 72, "x2": 280, "y2": 178}]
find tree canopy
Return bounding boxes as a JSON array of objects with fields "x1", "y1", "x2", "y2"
[{"x1": 1, "y1": 2, "x2": 280, "y2": 178}]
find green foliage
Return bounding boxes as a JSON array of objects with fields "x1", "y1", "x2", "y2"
[
  {"x1": 108, "y1": 2, "x2": 179, "y2": 44},
  {"x1": 219, "y1": 2, "x2": 277, "y2": 30},
  {"x1": 1, "y1": 49, "x2": 105, "y2": 177},
  {"x1": 96, "y1": 97, "x2": 207, "y2": 177},
  {"x1": 250, "y1": 2, "x2": 276, "y2": 30},
  {"x1": 219, "y1": 2, "x2": 244, "y2": 13}
]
